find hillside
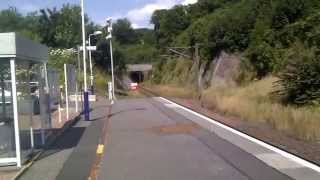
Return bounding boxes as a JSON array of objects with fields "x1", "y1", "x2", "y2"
[
  {"x1": 149, "y1": 0, "x2": 320, "y2": 106},
  {"x1": 144, "y1": 0, "x2": 320, "y2": 143}
]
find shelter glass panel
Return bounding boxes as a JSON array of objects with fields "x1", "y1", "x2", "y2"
[
  {"x1": 0, "y1": 59, "x2": 16, "y2": 159},
  {"x1": 16, "y1": 60, "x2": 33, "y2": 161}
]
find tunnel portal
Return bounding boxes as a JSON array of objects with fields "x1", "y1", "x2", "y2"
[
  {"x1": 126, "y1": 64, "x2": 152, "y2": 84},
  {"x1": 129, "y1": 71, "x2": 145, "y2": 83}
]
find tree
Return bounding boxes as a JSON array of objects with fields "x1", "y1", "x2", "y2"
[
  {"x1": 0, "y1": 7, "x2": 41, "y2": 41},
  {"x1": 276, "y1": 43, "x2": 320, "y2": 105},
  {"x1": 38, "y1": 8, "x2": 60, "y2": 47},
  {"x1": 0, "y1": 7, "x2": 24, "y2": 32},
  {"x1": 54, "y1": 4, "x2": 83, "y2": 48},
  {"x1": 151, "y1": 5, "x2": 191, "y2": 47},
  {"x1": 112, "y1": 18, "x2": 137, "y2": 44},
  {"x1": 38, "y1": 4, "x2": 97, "y2": 48},
  {"x1": 93, "y1": 39, "x2": 126, "y2": 71}
]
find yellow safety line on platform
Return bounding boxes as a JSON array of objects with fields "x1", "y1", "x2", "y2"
[{"x1": 96, "y1": 144, "x2": 104, "y2": 155}]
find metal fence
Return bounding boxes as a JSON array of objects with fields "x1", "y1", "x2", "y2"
[{"x1": 64, "y1": 64, "x2": 79, "y2": 119}]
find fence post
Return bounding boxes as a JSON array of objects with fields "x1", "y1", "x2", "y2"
[{"x1": 64, "y1": 64, "x2": 69, "y2": 120}]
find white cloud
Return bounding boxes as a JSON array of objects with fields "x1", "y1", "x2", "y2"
[
  {"x1": 181, "y1": 0, "x2": 198, "y2": 5},
  {"x1": 113, "y1": 0, "x2": 198, "y2": 29}
]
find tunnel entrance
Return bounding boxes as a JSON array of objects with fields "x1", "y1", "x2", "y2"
[{"x1": 129, "y1": 71, "x2": 144, "y2": 83}]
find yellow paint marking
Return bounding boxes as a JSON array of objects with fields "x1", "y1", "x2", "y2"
[{"x1": 96, "y1": 144, "x2": 104, "y2": 154}]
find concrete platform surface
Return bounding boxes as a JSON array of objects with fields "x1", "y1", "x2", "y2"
[{"x1": 98, "y1": 98, "x2": 295, "y2": 180}]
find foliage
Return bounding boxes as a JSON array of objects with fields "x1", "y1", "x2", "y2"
[
  {"x1": 94, "y1": 68, "x2": 111, "y2": 96},
  {"x1": 112, "y1": 18, "x2": 137, "y2": 44},
  {"x1": 121, "y1": 44, "x2": 158, "y2": 64},
  {"x1": 0, "y1": 5, "x2": 98, "y2": 49},
  {"x1": 152, "y1": 5, "x2": 192, "y2": 46},
  {"x1": 276, "y1": 43, "x2": 320, "y2": 105},
  {"x1": 150, "y1": 0, "x2": 320, "y2": 105},
  {"x1": 200, "y1": 76, "x2": 320, "y2": 141},
  {"x1": 0, "y1": 7, "x2": 41, "y2": 41},
  {"x1": 150, "y1": 58, "x2": 193, "y2": 86},
  {"x1": 48, "y1": 48, "x2": 76, "y2": 68},
  {"x1": 38, "y1": 4, "x2": 98, "y2": 48},
  {"x1": 94, "y1": 19, "x2": 158, "y2": 68}
]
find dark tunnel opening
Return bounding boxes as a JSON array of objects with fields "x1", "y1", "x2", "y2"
[{"x1": 129, "y1": 71, "x2": 144, "y2": 83}]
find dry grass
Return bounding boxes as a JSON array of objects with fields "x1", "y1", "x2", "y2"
[
  {"x1": 202, "y1": 77, "x2": 320, "y2": 141},
  {"x1": 146, "y1": 84, "x2": 197, "y2": 99},
  {"x1": 145, "y1": 77, "x2": 320, "y2": 141}
]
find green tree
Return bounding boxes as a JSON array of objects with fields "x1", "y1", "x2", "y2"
[
  {"x1": 54, "y1": 4, "x2": 83, "y2": 48},
  {"x1": 112, "y1": 18, "x2": 137, "y2": 44},
  {"x1": 38, "y1": 4, "x2": 97, "y2": 48},
  {"x1": 0, "y1": 7, "x2": 24, "y2": 32},
  {"x1": 276, "y1": 42, "x2": 320, "y2": 105},
  {"x1": 38, "y1": 8, "x2": 60, "y2": 47},
  {"x1": 0, "y1": 7, "x2": 41, "y2": 41},
  {"x1": 152, "y1": 5, "x2": 191, "y2": 47}
]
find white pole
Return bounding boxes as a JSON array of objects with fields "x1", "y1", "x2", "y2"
[
  {"x1": 81, "y1": 0, "x2": 87, "y2": 92},
  {"x1": 64, "y1": 64, "x2": 69, "y2": 120},
  {"x1": 109, "y1": 39, "x2": 116, "y2": 100},
  {"x1": 89, "y1": 35, "x2": 94, "y2": 91},
  {"x1": 10, "y1": 59, "x2": 21, "y2": 167},
  {"x1": 81, "y1": 0, "x2": 90, "y2": 121},
  {"x1": 44, "y1": 64, "x2": 51, "y2": 129},
  {"x1": 44, "y1": 64, "x2": 49, "y2": 94},
  {"x1": 75, "y1": 78, "x2": 79, "y2": 113},
  {"x1": 27, "y1": 70, "x2": 34, "y2": 149},
  {"x1": 75, "y1": 48, "x2": 79, "y2": 113}
]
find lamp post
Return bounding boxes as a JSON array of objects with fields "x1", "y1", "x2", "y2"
[
  {"x1": 88, "y1": 31, "x2": 102, "y2": 94},
  {"x1": 106, "y1": 18, "x2": 116, "y2": 103},
  {"x1": 80, "y1": 0, "x2": 89, "y2": 121}
]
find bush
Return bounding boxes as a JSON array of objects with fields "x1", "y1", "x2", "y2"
[
  {"x1": 151, "y1": 59, "x2": 165, "y2": 84},
  {"x1": 150, "y1": 58, "x2": 193, "y2": 86},
  {"x1": 245, "y1": 41, "x2": 284, "y2": 78},
  {"x1": 94, "y1": 69, "x2": 111, "y2": 96},
  {"x1": 276, "y1": 43, "x2": 320, "y2": 105}
]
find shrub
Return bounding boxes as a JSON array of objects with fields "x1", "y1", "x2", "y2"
[
  {"x1": 276, "y1": 43, "x2": 320, "y2": 105},
  {"x1": 94, "y1": 69, "x2": 111, "y2": 96}
]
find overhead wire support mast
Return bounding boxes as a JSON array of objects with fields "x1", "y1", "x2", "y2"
[
  {"x1": 165, "y1": 45, "x2": 197, "y2": 60},
  {"x1": 167, "y1": 48, "x2": 192, "y2": 59}
]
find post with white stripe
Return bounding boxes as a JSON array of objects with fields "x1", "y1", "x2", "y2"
[
  {"x1": 10, "y1": 59, "x2": 21, "y2": 167},
  {"x1": 64, "y1": 64, "x2": 69, "y2": 120}
]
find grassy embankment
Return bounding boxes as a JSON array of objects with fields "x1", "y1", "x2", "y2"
[
  {"x1": 203, "y1": 77, "x2": 320, "y2": 141},
  {"x1": 145, "y1": 58, "x2": 320, "y2": 141},
  {"x1": 147, "y1": 77, "x2": 320, "y2": 141}
]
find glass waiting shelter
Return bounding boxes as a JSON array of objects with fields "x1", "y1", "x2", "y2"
[{"x1": 0, "y1": 32, "x2": 50, "y2": 167}]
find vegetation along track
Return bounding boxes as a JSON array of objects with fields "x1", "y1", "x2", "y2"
[{"x1": 138, "y1": 86, "x2": 320, "y2": 167}]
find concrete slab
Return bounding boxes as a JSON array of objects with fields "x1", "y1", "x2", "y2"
[
  {"x1": 155, "y1": 97, "x2": 320, "y2": 180},
  {"x1": 98, "y1": 98, "x2": 291, "y2": 180}
]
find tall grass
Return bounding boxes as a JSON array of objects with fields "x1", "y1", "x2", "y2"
[
  {"x1": 202, "y1": 77, "x2": 320, "y2": 141},
  {"x1": 146, "y1": 84, "x2": 197, "y2": 99},
  {"x1": 94, "y1": 68, "x2": 111, "y2": 96}
]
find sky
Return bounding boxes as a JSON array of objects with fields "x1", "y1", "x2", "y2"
[{"x1": 0, "y1": 0, "x2": 198, "y2": 28}]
